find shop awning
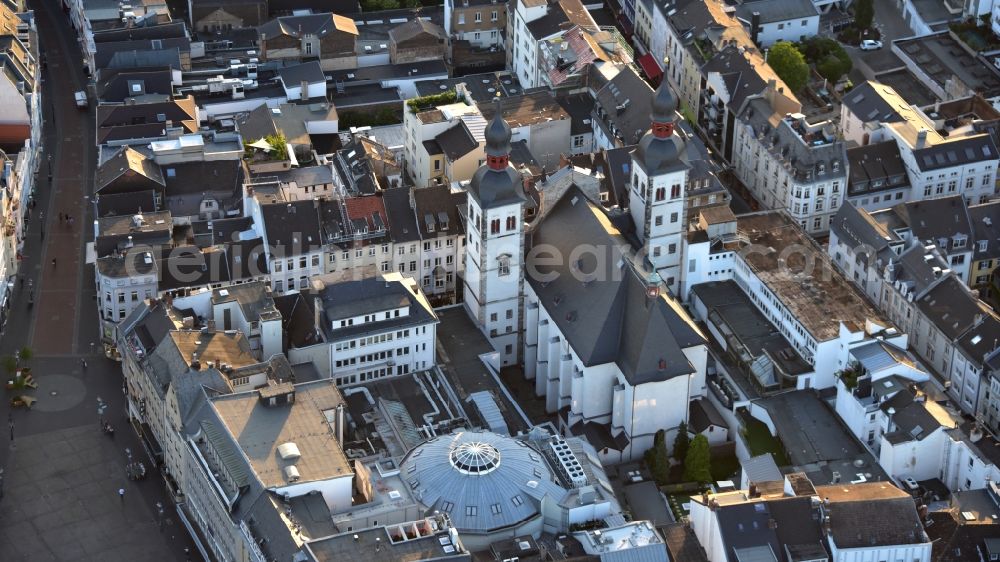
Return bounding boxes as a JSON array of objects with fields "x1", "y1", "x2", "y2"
[{"x1": 637, "y1": 53, "x2": 663, "y2": 82}]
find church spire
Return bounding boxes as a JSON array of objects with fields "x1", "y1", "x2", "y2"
[
  {"x1": 484, "y1": 99, "x2": 512, "y2": 170},
  {"x1": 650, "y1": 80, "x2": 679, "y2": 139}
]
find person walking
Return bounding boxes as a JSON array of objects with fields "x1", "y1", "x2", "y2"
[
  {"x1": 51, "y1": 258, "x2": 56, "y2": 268},
  {"x1": 118, "y1": 488, "x2": 125, "y2": 502}
]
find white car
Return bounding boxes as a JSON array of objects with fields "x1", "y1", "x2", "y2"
[
  {"x1": 901, "y1": 476, "x2": 919, "y2": 492},
  {"x1": 860, "y1": 39, "x2": 883, "y2": 51}
]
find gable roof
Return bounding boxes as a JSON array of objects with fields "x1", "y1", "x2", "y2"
[
  {"x1": 434, "y1": 120, "x2": 479, "y2": 161},
  {"x1": 527, "y1": 185, "x2": 704, "y2": 383},
  {"x1": 258, "y1": 13, "x2": 359, "y2": 40},
  {"x1": 94, "y1": 146, "x2": 165, "y2": 191},
  {"x1": 388, "y1": 18, "x2": 445, "y2": 44},
  {"x1": 96, "y1": 96, "x2": 199, "y2": 144}
]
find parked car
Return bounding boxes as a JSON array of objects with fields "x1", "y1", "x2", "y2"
[
  {"x1": 860, "y1": 39, "x2": 883, "y2": 51},
  {"x1": 901, "y1": 476, "x2": 919, "y2": 492},
  {"x1": 74, "y1": 90, "x2": 88, "y2": 109}
]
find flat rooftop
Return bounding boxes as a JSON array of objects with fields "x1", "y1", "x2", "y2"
[
  {"x1": 736, "y1": 211, "x2": 889, "y2": 341},
  {"x1": 871, "y1": 69, "x2": 938, "y2": 109},
  {"x1": 436, "y1": 307, "x2": 528, "y2": 434},
  {"x1": 169, "y1": 330, "x2": 258, "y2": 369},
  {"x1": 895, "y1": 33, "x2": 1000, "y2": 97},
  {"x1": 478, "y1": 90, "x2": 570, "y2": 128},
  {"x1": 753, "y1": 391, "x2": 888, "y2": 485},
  {"x1": 692, "y1": 281, "x2": 812, "y2": 387},
  {"x1": 306, "y1": 517, "x2": 468, "y2": 562},
  {"x1": 212, "y1": 380, "x2": 352, "y2": 489}
]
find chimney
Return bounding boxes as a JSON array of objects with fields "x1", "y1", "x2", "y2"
[
  {"x1": 750, "y1": 12, "x2": 761, "y2": 45},
  {"x1": 916, "y1": 129, "x2": 928, "y2": 149},
  {"x1": 335, "y1": 403, "x2": 345, "y2": 443},
  {"x1": 313, "y1": 296, "x2": 322, "y2": 335},
  {"x1": 300, "y1": 80, "x2": 309, "y2": 100}
]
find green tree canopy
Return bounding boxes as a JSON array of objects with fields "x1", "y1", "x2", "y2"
[
  {"x1": 768, "y1": 42, "x2": 809, "y2": 92},
  {"x1": 644, "y1": 429, "x2": 671, "y2": 485},
  {"x1": 672, "y1": 421, "x2": 690, "y2": 462},
  {"x1": 684, "y1": 434, "x2": 713, "y2": 484},
  {"x1": 799, "y1": 37, "x2": 853, "y2": 83},
  {"x1": 854, "y1": 0, "x2": 874, "y2": 30}
]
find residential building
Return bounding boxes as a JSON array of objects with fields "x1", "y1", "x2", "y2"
[
  {"x1": 589, "y1": 64, "x2": 654, "y2": 150},
  {"x1": 831, "y1": 202, "x2": 1000, "y2": 418},
  {"x1": 506, "y1": 0, "x2": 595, "y2": 89},
  {"x1": 443, "y1": 0, "x2": 506, "y2": 49},
  {"x1": 733, "y1": 100, "x2": 847, "y2": 233},
  {"x1": 534, "y1": 25, "x2": 633, "y2": 91},
  {"x1": 189, "y1": 0, "x2": 267, "y2": 32},
  {"x1": 388, "y1": 19, "x2": 446, "y2": 64},
  {"x1": 169, "y1": 282, "x2": 284, "y2": 362},
  {"x1": 257, "y1": 13, "x2": 359, "y2": 71},
  {"x1": 412, "y1": 185, "x2": 466, "y2": 302},
  {"x1": 845, "y1": 141, "x2": 911, "y2": 212},
  {"x1": 690, "y1": 476, "x2": 931, "y2": 562},
  {"x1": 285, "y1": 272, "x2": 437, "y2": 385},
  {"x1": 734, "y1": 0, "x2": 820, "y2": 47},
  {"x1": 478, "y1": 90, "x2": 570, "y2": 170},
  {"x1": 403, "y1": 98, "x2": 486, "y2": 189},
  {"x1": 969, "y1": 201, "x2": 1000, "y2": 286},
  {"x1": 96, "y1": 96, "x2": 200, "y2": 147}
]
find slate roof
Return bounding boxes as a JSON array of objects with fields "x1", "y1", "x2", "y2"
[
  {"x1": 526, "y1": 0, "x2": 595, "y2": 40},
  {"x1": 659, "y1": 523, "x2": 709, "y2": 562},
  {"x1": 689, "y1": 398, "x2": 727, "y2": 433},
  {"x1": 260, "y1": 200, "x2": 323, "y2": 256},
  {"x1": 95, "y1": 190, "x2": 158, "y2": 217},
  {"x1": 969, "y1": 201, "x2": 1000, "y2": 261},
  {"x1": 915, "y1": 275, "x2": 989, "y2": 340},
  {"x1": 381, "y1": 187, "x2": 420, "y2": 243},
  {"x1": 846, "y1": 141, "x2": 909, "y2": 197},
  {"x1": 592, "y1": 65, "x2": 653, "y2": 146},
  {"x1": 879, "y1": 389, "x2": 943, "y2": 444},
  {"x1": 527, "y1": 185, "x2": 705, "y2": 383},
  {"x1": 891, "y1": 196, "x2": 973, "y2": 252},
  {"x1": 277, "y1": 61, "x2": 326, "y2": 86},
  {"x1": 318, "y1": 275, "x2": 436, "y2": 340},
  {"x1": 842, "y1": 81, "x2": 911, "y2": 124},
  {"x1": 96, "y1": 97, "x2": 199, "y2": 144},
  {"x1": 257, "y1": 13, "x2": 359, "y2": 41},
  {"x1": 412, "y1": 184, "x2": 467, "y2": 238},
  {"x1": 739, "y1": 98, "x2": 846, "y2": 183},
  {"x1": 97, "y1": 69, "x2": 174, "y2": 103},
  {"x1": 434, "y1": 121, "x2": 479, "y2": 161},
  {"x1": 94, "y1": 146, "x2": 165, "y2": 192}
]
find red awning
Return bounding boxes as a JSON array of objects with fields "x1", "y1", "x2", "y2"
[{"x1": 637, "y1": 53, "x2": 663, "y2": 82}]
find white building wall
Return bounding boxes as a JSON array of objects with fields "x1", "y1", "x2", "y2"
[
  {"x1": 753, "y1": 17, "x2": 820, "y2": 47},
  {"x1": 828, "y1": 540, "x2": 931, "y2": 562}
]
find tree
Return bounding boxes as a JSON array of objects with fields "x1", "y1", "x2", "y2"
[
  {"x1": 1, "y1": 355, "x2": 16, "y2": 375},
  {"x1": 854, "y1": 0, "x2": 874, "y2": 31},
  {"x1": 18, "y1": 346, "x2": 32, "y2": 364},
  {"x1": 644, "y1": 429, "x2": 671, "y2": 484},
  {"x1": 799, "y1": 37, "x2": 852, "y2": 83},
  {"x1": 767, "y1": 42, "x2": 809, "y2": 93},
  {"x1": 684, "y1": 434, "x2": 713, "y2": 484},
  {"x1": 672, "y1": 422, "x2": 690, "y2": 462}
]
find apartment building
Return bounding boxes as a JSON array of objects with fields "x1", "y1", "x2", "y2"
[{"x1": 733, "y1": 100, "x2": 847, "y2": 233}]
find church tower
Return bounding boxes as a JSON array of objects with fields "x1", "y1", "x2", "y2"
[
  {"x1": 463, "y1": 104, "x2": 527, "y2": 366},
  {"x1": 629, "y1": 80, "x2": 690, "y2": 294}
]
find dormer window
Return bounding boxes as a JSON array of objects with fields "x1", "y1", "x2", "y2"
[
  {"x1": 980, "y1": 240, "x2": 989, "y2": 252},
  {"x1": 954, "y1": 236, "x2": 967, "y2": 250},
  {"x1": 425, "y1": 213, "x2": 435, "y2": 233}
]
